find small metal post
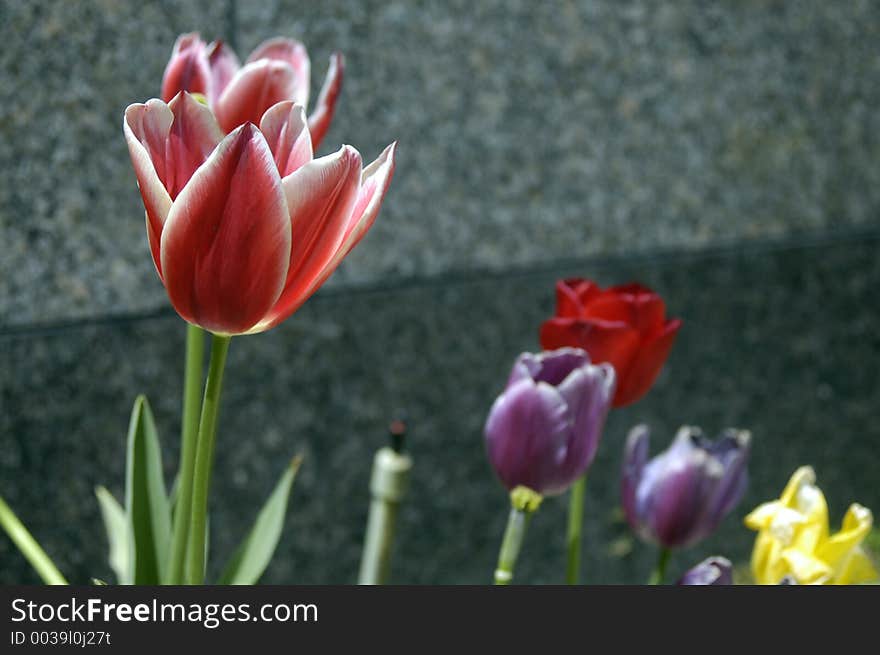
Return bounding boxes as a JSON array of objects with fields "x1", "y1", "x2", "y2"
[{"x1": 357, "y1": 419, "x2": 412, "y2": 585}]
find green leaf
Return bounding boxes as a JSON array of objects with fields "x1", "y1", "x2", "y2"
[
  {"x1": 218, "y1": 455, "x2": 303, "y2": 584},
  {"x1": 124, "y1": 395, "x2": 171, "y2": 584},
  {"x1": 94, "y1": 486, "x2": 130, "y2": 584},
  {"x1": 167, "y1": 474, "x2": 179, "y2": 525}
]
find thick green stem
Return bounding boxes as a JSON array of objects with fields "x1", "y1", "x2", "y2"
[
  {"x1": 0, "y1": 495, "x2": 68, "y2": 585},
  {"x1": 648, "y1": 547, "x2": 671, "y2": 585},
  {"x1": 186, "y1": 334, "x2": 231, "y2": 585},
  {"x1": 167, "y1": 324, "x2": 205, "y2": 584},
  {"x1": 565, "y1": 474, "x2": 587, "y2": 584}
]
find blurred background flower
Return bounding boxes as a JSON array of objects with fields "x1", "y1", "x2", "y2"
[
  {"x1": 485, "y1": 349, "x2": 615, "y2": 496},
  {"x1": 676, "y1": 555, "x2": 733, "y2": 585},
  {"x1": 540, "y1": 280, "x2": 681, "y2": 407},
  {"x1": 622, "y1": 424, "x2": 751, "y2": 549},
  {"x1": 745, "y1": 466, "x2": 878, "y2": 585}
]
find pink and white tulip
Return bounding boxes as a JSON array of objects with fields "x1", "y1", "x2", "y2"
[
  {"x1": 124, "y1": 93, "x2": 395, "y2": 335},
  {"x1": 161, "y1": 33, "x2": 344, "y2": 148}
]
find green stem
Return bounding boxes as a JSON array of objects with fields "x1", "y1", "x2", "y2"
[
  {"x1": 648, "y1": 547, "x2": 671, "y2": 585},
  {"x1": 493, "y1": 486, "x2": 543, "y2": 585},
  {"x1": 167, "y1": 324, "x2": 205, "y2": 584},
  {"x1": 495, "y1": 507, "x2": 529, "y2": 585},
  {"x1": 0, "y1": 495, "x2": 68, "y2": 585},
  {"x1": 565, "y1": 474, "x2": 587, "y2": 584},
  {"x1": 186, "y1": 334, "x2": 231, "y2": 585}
]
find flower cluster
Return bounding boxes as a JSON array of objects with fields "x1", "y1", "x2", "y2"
[{"x1": 483, "y1": 277, "x2": 876, "y2": 585}]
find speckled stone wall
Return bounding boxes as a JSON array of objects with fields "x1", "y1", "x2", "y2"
[
  {"x1": 1, "y1": 1, "x2": 879, "y2": 585},
  {"x1": 4, "y1": 0, "x2": 880, "y2": 325}
]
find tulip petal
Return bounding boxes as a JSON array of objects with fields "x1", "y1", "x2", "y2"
[
  {"x1": 607, "y1": 283, "x2": 668, "y2": 335},
  {"x1": 834, "y1": 547, "x2": 878, "y2": 585},
  {"x1": 124, "y1": 93, "x2": 224, "y2": 280},
  {"x1": 206, "y1": 40, "x2": 241, "y2": 105},
  {"x1": 540, "y1": 317, "x2": 641, "y2": 405},
  {"x1": 253, "y1": 143, "x2": 397, "y2": 333},
  {"x1": 702, "y1": 429, "x2": 751, "y2": 524},
  {"x1": 269, "y1": 141, "x2": 397, "y2": 328},
  {"x1": 555, "y1": 278, "x2": 600, "y2": 318},
  {"x1": 751, "y1": 530, "x2": 787, "y2": 584},
  {"x1": 165, "y1": 92, "x2": 226, "y2": 198},
  {"x1": 677, "y1": 556, "x2": 733, "y2": 585},
  {"x1": 779, "y1": 466, "x2": 817, "y2": 507},
  {"x1": 639, "y1": 448, "x2": 717, "y2": 547},
  {"x1": 579, "y1": 293, "x2": 633, "y2": 324},
  {"x1": 520, "y1": 348, "x2": 591, "y2": 387},
  {"x1": 160, "y1": 124, "x2": 291, "y2": 335},
  {"x1": 817, "y1": 504, "x2": 873, "y2": 571},
  {"x1": 247, "y1": 37, "x2": 310, "y2": 105},
  {"x1": 307, "y1": 52, "x2": 344, "y2": 150},
  {"x1": 780, "y1": 548, "x2": 832, "y2": 584},
  {"x1": 161, "y1": 33, "x2": 212, "y2": 102},
  {"x1": 338, "y1": 141, "x2": 397, "y2": 250},
  {"x1": 555, "y1": 362, "x2": 615, "y2": 485},
  {"x1": 744, "y1": 500, "x2": 783, "y2": 531},
  {"x1": 124, "y1": 100, "x2": 174, "y2": 277},
  {"x1": 484, "y1": 379, "x2": 571, "y2": 494},
  {"x1": 249, "y1": 146, "x2": 362, "y2": 332},
  {"x1": 621, "y1": 425, "x2": 651, "y2": 535},
  {"x1": 259, "y1": 101, "x2": 313, "y2": 177},
  {"x1": 613, "y1": 318, "x2": 681, "y2": 406},
  {"x1": 215, "y1": 59, "x2": 305, "y2": 134}
]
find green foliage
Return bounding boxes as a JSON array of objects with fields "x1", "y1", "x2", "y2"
[
  {"x1": 218, "y1": 455, "x2": 303, "y2": 585},
  {"x1": 123, "y1": 395, "x2": 171, "y2": 584},
  {"x1": 94, "y1": 486, "x2": 129, "y2": 584}
]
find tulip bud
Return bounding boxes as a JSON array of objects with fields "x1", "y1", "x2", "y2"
[
  {"x1": 484, "y1": 348, "x2": 615, "y2": 497},
  {"x1": 677, "y1": 556, "x2": 733, "y2": 585},
  {"x1": 621, "y1": 424, "x2": 751, "y2": 549}
]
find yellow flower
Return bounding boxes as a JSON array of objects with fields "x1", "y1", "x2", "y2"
[{"x1": 744, "y1": 466, "x2": 878, "y2": 585}]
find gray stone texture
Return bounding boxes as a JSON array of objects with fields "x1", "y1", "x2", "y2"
[
  {"x1": 2, "y1": 237, "x2": 879, "y2": 584},
  {"x1": 0, "y1": 0, "x2": 230, "y2": 326},
  {"x1": 3, "y1": 1, "x2": 880, "y2": 326}
]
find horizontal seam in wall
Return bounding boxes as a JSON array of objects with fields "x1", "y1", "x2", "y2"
[{"x1": 1, "y1": 224, "x2": 879, "y2": 340}]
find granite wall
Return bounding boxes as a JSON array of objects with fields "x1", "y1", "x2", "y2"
[{"x1": 1, "y1": 0, "x2": 879, "y2": 584}]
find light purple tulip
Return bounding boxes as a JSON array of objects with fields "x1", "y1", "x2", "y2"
[
  {"x1": 677, "y1": 556, "x2": 734, "y2": 585},
  {"x1": 622, "y1": 424, "x2": 751, "y2": 549},
  {"x1": 484, "y1": 348, "x2": 616, "y2": 496}
]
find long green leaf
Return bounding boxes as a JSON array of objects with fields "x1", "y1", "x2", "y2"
[
  {"x1": 94, "y1": 486, "x2": 130, "y2": 584},
  {"x1": 0, "y1": 495, "x2": 68, "y2": 585},
  {"x1": 124, "y1": 395, "x2": 171, "y2": 584},
  {"x1": 218, "y1": 455, "x2": 303, "y2": 584}
]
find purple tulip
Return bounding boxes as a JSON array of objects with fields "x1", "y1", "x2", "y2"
[
  {"x1": 621, "y1": 424, "x2": 751, "y2": 549},
  {"x1": 677, "y1": 556, "x2": 734, "y2": 585},
  {"x1": 484, "y1": 348, "x2": 616, "y2": 496}
]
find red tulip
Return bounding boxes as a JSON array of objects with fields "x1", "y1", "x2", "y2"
[
  {"x1": 161, "y1": 33, "x2": 344, "y2": 148},
  {"x1": 124, "y1": 93, "x2": 396, "y2": 335},
  {"x1": 539, "y1": 279, "x2": 681, "y2": 407}
]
